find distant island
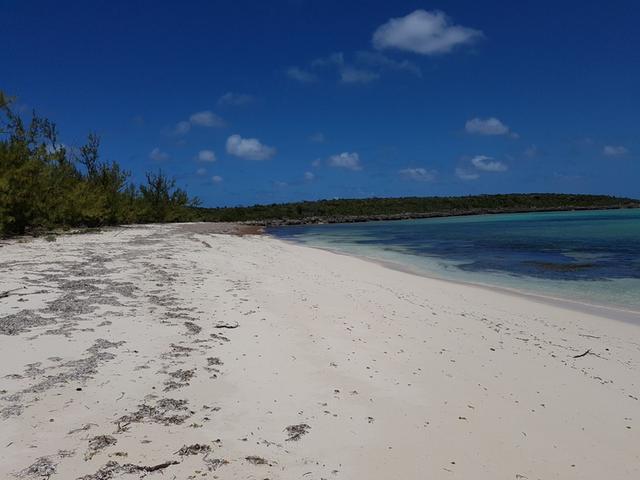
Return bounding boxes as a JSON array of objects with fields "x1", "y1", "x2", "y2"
[
  {"x1": 194, "y1": 193, "x2": 640, "y2": 226},
  {"x1": 1, "y1": 93, "x2": 638, "y2": 236}
]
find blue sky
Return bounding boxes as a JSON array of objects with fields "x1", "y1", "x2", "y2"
[{"x1": 3, "y1": 0, "x2": 639, "y2": 206}]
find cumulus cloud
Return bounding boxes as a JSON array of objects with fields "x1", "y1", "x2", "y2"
[
  {"x1": 149, "y1": 147, "x2": 170, "y2": 162},
  {"x1": 328, "y1": 152, "x2": 362, "y2": 170},
  {"x1": 399, "y1": 167, "x2": 436, "y2": 181},
  {"x1": 372, "y1": 10, "x2": 483, "y2": 55},
  {"x1": 211, "y1": 175, "x2": 223, "y2": 184},
  {"x1": 465, "y1": 117, "x2": 514, "y2": 136},
  {"x1": 340, "y1": 66, "x2": 380, "y2": 84},
  {"x1": 196, "y1": 167, "x2": 207, "y2": 176},
  {"x1": 603, "y1": 145, "x2": 628, "y2": 157},
  {"x1": 226, "y1": 134, "x2": 276, "y2": 160},
  {"x1": 286, "y1": 66, "x2": 318, "y2": 83},
  {"x1": 355, "y1": 50, "x2": 422, "y2": 77},
  {"x1": 304, "y1": 171, "x2": 315, "y2": 181},
  {"x1": 470, "y1": 155, "x2": 508, "y2": 172},
  {"x1": 311, "y1": 158, "x2": 322, "y2": 168},
  {"x1": 173, "y1": 120, "x2": 192, "y2": 135},
  {"x1": 197, "y1": 149, "x2": 216, "y2": 162},
  {"x1": 455, "y1": 167, "x2": 479, "y2": 180},
  {"x1": 312, "y1": 52, "x2": 345, "y2": 68},
  {"x1": 218, "y1": 92, "x2": 254, "y2": 106},
  {"x1": 189, "y1": 110, "x2": 225, "y2": 127},
  {"x1": 171, "y1": 110, "x2": 225, "y2": 135}
]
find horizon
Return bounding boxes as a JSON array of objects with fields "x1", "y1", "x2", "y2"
[
  {"x1": 3, "y1": 0, "x2": 639, "y2": 207},
  {"x1": 194, "y1": 192, "x2": 640, "y2": 211}
]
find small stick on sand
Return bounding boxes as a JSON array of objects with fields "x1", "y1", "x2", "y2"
[{"x1": 573, "y1": 349, "x2": 592, "y2": 359}]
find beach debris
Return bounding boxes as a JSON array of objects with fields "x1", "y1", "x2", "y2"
[
  {"x1": 245, "y1": 455, "x2": 268, "y2": 465},
  {"x1": 85, "y1": 435, "x2": 117, "y2": 460},
  {"x1": 573, "y1": 349, "x2": 592, "y2": 359},
  {"x1": 68, "y1": 423, "x2": 97, "y2": 435},
  {"x1": 207, "y1": 357, "x2": 223, "y2": 366},
  {"x1": 210, "y1": 332, "x2": 230, "y2": 342},
  {"x1": 203, "y1": 457, "x2": 229, "y2": 471},
  {"x1": 1, "y1": 339, "x2": 124, "y2": 419},
  {"x1": 78, "y1": 460, "x2": 179, "y2": 480},
  {"x1": 214, "y1": 321, "x2": 239, "y2": 329},
  {"x1": 176, "y1": 443, "x2": 211, "y2": 456},
  {"x1": 285, "y1": 423, "x2": 311, "y2": 441},
  {"x1": 162, "y1": 343, "x2": 194, "y2": 359},
  {"x1": 115, "y1": 398, "x2": 192, "y2": 427},
  {"x1": 163, "y1": 368, "x2": 196, "y2": 391},
  {"x1": 184, "y1": 321, "x2": 202, "y2": 335},
  {"x1": 0, "y1": 286, "x2": 25, "y2": 299},
  {"x1": 18, "y1": 456, "x2": 57, "y2": 478},
  {"x1": 0, "y1": 310, "x2": 54, "y2": 335}
]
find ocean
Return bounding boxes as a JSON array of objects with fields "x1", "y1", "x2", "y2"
[{"x1": 269, "y1": 209, "x2": 640, "y2": 314}]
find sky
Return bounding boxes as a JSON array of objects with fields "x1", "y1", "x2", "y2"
[{"x1": 2, "y1": 0, "x2": 639, "y2": 206}]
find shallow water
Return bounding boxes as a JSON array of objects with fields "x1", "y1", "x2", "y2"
[{"x1": 269, "y1": 209, "x2": 640, "y2": 312}]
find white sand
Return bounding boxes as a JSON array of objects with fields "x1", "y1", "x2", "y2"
[{"x1": 1, "y1": 224, "x2": 638, "y2": 479}]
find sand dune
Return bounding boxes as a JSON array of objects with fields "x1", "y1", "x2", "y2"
[{"x1": 1, "y1": 224, "x2": 638, "y2": 479}]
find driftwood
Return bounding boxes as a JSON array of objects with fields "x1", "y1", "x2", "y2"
[
  {"x1": 573, "y1": 349, "x2": 592, "y2": 358},
  {"x1": 214, "y1": 321, "x2": 239, "y2": 329},
  {"x1": 142, "y1": 460, "x2": 180, "y2": 472},
  {"x1": 0, "y1": 287, "x2": 23, "y2": 299}
]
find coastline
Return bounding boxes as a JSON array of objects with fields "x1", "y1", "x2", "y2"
[
  {"x1": 250, "y1": 204, "x2": 640, "y2": 227},
  {"x1": 283, "y1": 239, "x2": 640, "y2": 325},
  {"x1": 1, "y1": 224, "x2": 638, "y2": 479}
]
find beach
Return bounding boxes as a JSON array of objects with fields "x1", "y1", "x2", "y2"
[{"x1": 1, "y1": 224, "x2": 638, "y2": 479}]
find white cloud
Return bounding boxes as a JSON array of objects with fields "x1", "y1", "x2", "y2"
[
  {"x1": 372, "y1": 9, "x2": 483, "y2": 55},
  {"x1": 286, "y1": 66, "x2": 318, "y2": 83},
  {"x1": 226, "y1": 134, "x2": 276, "y2": 160},
  {"x1": 465, "y1": 117, "x2": 512, "y2": 136},
  {"x1": 312, "y1": 52, "x2": 345, "y2": 68},
  {"x1": 455, "y1": 167, "x2": 479, "y2": 180},
  {"x1": 173, "y1": 120, "x2": 191, "y2": 135},
  {"x1": 196, "y1": 167, "x2": 207, "y2": 176},
  {"x1": 189, "y1": 110, "x2": 225, "y2": 127},
  {"x1": 304, "y1": 171, "x2": 315, "y2": 181},
  {"x1": 171, "y1": 110, "x2": 225, "y2": 135},
  {"x1": 309, "y1": 132, "x2": 325, "y2": 143},
  {"x1": 211, "y1": 175, "x2": 223, "y2": 184},
  {"x1": 603, "y1": 145, "x2": 628, "y2": 157},
  {"x1": 399, "y1": 167, "x2": 436, "y2": 181},
  {"x1": 218, "y1": 92, "x2": 253, "y2": 106},
  {"x1": 149, "y1": 147, "x2": 170, "y2": 162},
  {"x1": 355, "y1": 50, "x2": 422, "y2": 77},
  {"x1": 340, "y1": 66, "x2": 380, "y2": 84},
  {"x1": 470, "y1": 155, "x2": 508, "y2": 172},
  {"x1": 328, "y1": 152, "x2": 362, "y2": 170},
  {"x1": 197, "y1": 149, "x2": 216, "y2": 162},
  {"x1": 311, "y1": 158, "x2": 322, "y2": 168}
]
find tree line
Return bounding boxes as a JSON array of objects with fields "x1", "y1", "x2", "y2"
[
  {"x1": 0, "y1": 92, "x2": 200, "y2": 237},
  {"x1": 1, "y1": 92, "x2": 638, "y2": 236},
  {"x1": 195, "y1": 193, "x2": 639, "y2": 225}
]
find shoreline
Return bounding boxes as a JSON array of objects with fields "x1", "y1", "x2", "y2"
[
  {"x1": 280, "y1": 239, "x2": 640, "y2": 325},
  {"x1": 1, "y1": 224, "x2": 638, "y2": 479},
  {"x1": 253, "y1": 204, "x2": 640, "y2": 227}
]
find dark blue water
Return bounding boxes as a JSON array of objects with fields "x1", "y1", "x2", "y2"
[{"x1": 270, "y1": 209, "x2": 640, "y2": 311}]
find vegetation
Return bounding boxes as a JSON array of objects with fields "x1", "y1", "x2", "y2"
[
  {"x1": 1, "y1": 92, "x2": 637, "y2": 236},
  {"x1": 0, "y1": 92, "x2": 200, "y2": 237},
  {"x1": 195, "y1": 193, "x2": 640, "y2": 225}
]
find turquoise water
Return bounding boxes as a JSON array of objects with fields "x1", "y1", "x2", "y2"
[{"x1": 270, "y1": 209, "x2": 640, "y2": 313}]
